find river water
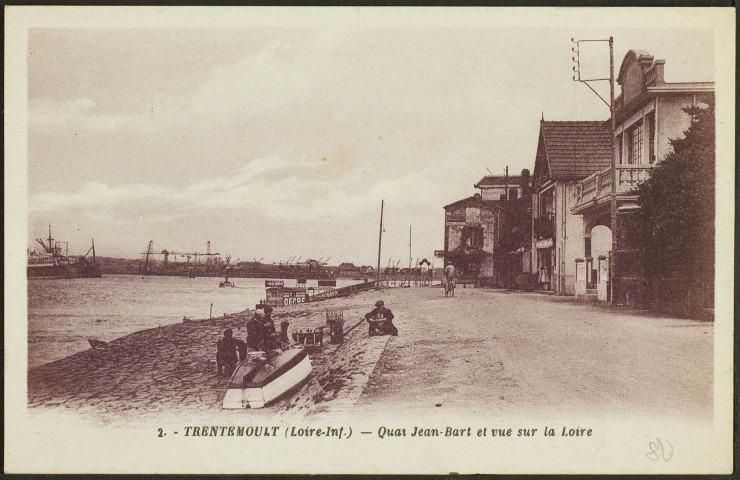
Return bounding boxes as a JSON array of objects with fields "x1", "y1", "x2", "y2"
[{"x1": 28, "y1": 274, "x2": 357, "y2": 369}]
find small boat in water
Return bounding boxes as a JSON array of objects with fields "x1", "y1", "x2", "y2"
[
  {"x1": 222, "y1": 346, "x2": 312, "y2": 409},
  {"x1": 219, "y1": 277, "x2": 235, "y2": 288}
]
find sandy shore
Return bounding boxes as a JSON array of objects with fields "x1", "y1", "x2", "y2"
[
  {"x1": 27, "y1": 289, "x2": 393, "y2": 425},
  {"x1": 28, "y1": 285, "x2": 713, "y2": 425}
]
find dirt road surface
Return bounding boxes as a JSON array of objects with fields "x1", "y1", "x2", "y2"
[{"x1": 356, "y1": 286, "x2": 713, "y2": 420}]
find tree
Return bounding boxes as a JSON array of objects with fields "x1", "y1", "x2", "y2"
[{"x1": 623, "y1": 101, "x2": 715, "y2": 313}]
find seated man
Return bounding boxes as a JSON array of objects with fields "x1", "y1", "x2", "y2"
[
  {"x1": 279, "y1": 321, "x2": 291, "y2": 346},
  {"x1": 246, "y1": 313, "x2": 264, "y2": 351},
  {"x1": 365, "y1": 300, "x2": 399, "y2": 336},
  {"x1": 236, "y1": 338, "x2": 248, "y2": 362},
  {"x1": 261, "y1": 307, "x2": 279, "y2": 349},
  {"x1": 216, "y1": 328, "x2": 239, "y2": 376}
]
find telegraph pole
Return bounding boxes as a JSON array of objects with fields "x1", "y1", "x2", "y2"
[
  {"x1": 608, "y1": 37, "x2": 617, "y2": 304},
  {"x1": 571, "y1": 36, "x2": 617, "y2": 303},
  {"x1": 376, "y1": 200, "x2": 384, "y2": 288},
  {"x1": 408, "y1": 225, "x2": 412, "y2": 270}
]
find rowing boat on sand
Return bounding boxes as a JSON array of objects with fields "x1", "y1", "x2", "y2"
[{"x1": 222, "y1": 345, "x2": 312, "y2": 409}]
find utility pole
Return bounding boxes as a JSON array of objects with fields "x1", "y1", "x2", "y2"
[
  {"x1": 504, "y1": 165, "x2": 509, "y2": 202},
  {"x1": 503, "y1": 165, "x2": 509, "y2": 287},
  {"x1": 608, "y1": 37, "x2": 617, "y2": 304},
  {"x1": 571, "y1": 36, "x2": 617, "y2": 303},
  {"x1": 376, "y1": 200, "x2": 384, "y2": 288},
  {"x1": 408, "y1": 225, "x2": 412, "y2": 270}
]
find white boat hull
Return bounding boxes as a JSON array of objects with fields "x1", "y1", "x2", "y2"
[{"x1": 222, "y1": 348, "x2": 312, "y2": 409}]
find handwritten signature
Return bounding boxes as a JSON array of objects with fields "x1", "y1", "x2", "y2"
[{"x1": 646, "y1": 437, "x2": 673, "y2": 462}]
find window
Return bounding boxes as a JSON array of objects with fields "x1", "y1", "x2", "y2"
[
  {"x1": 628, "y1": 124, "x2": 641, "y2": 164},
  {"x1": 462, "y1": 226, "x2": 484, "y2": 248},
  {"x1": 646, "y1": 113, "x2": 656, "y2": 163}
]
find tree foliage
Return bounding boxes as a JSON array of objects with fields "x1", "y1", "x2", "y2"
[{"x1": 623, "y1": 101, "x2": 715, "y2": 285}]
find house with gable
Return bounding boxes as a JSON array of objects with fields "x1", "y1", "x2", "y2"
[
  {"x1": 531, "y1": 120, "x2": 612, "y2": 294},
  {"x1": 570, "y1": 50, "x2": 714, "y2": 304},
  {"x1": 443, "y1": 193, "x2": 498, "y2": 281}
]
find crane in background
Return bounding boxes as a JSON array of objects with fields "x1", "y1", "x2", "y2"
[{"x1": 140, "y1": 240, "x2": 220, "y2": 273}]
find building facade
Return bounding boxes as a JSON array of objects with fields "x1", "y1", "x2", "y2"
[
  {"x1": 475, "y1": 174, "x2": 525, "y2": 201},
  {"x1": 443, "y1": 193, "x2": 498, "y2": 281},
  {"x1": 570, "y1": 50, "x2": 714, "y2": 304},
  {"x1": 531, "y1": 120, "x2": 612, "y2": 295},
  {"x1": 487, "y1": 171, "x2": 533, "y2": 288}
]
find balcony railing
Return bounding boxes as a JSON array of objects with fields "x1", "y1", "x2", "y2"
[
  {"x1": 533, "y1": 213, "x2": 555, "y2": 240},
  {"x1": 617, "y1": 165, "x2": 652, "y2": 189},
  {"x1": 573, "y1": 164, "x2": 654, "y2": 212}
]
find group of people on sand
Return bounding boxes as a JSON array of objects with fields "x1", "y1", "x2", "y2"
[
  {"x1": 217, "y1": 299, "x2": 401, "y2": 377},
  {"x1": 216, "y1": 306, "x2": 291, "y2": 377}
]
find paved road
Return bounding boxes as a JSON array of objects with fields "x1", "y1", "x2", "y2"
[{"x1": 355, "y1": 287, "x2": 713, "y2": 419}]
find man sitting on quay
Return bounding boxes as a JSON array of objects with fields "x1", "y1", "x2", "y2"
[
  {"x1": 216, "y1": 328, "x2": 240, "y2": 376},
  {"x1": 365, "y1": 300, "x2": 398, "y2": 336}
]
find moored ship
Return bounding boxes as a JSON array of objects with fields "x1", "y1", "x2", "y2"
[{"x1": 27, "y1": 225, "x2": 102, "y2": 279}]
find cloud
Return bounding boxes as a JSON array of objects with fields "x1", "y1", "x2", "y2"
[
  {"x1": 29, "y1": 153, "x2": 386, "y2": 220},
  {"x1": 30, "y1": 97, "x2": 136, "y2": 132}
]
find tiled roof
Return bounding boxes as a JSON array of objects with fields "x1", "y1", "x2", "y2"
[
  {"x1": 474, "y1": 175, "x2": 523, "y2": 188},
  {"x1": 540, "y1": 121, "x2": 612, "y2": 179},
  {"x1": 443, "y1": 195, "x2": 500, "y2": 210}
]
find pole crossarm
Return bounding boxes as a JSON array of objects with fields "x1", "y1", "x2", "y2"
[{"x1": 580, "y1": 80, "x2": 611, "y2": 108}]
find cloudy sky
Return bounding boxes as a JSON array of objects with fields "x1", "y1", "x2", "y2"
[{"x1": 25, "y1": 18, "x2": 715, "y2": 266}]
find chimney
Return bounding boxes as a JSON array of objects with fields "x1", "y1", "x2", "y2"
[
  {"x1": 520, "y1": 169, "x2": 530, "y2": 197},
  {"x1": 648, "y1": 59, "x2": 666, "y2": 86}
]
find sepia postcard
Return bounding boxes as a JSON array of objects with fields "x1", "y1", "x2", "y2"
[{"x1": 4, "y1": 6, "x2": 735, "y2": 475}]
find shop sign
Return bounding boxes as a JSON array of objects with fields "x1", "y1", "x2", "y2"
[
  {"x1": 536, "y1": 238, "x2": 553, "y2": 249},
  {"x1": 445, "y1": 209, "x2": 466, "y2": 223}
]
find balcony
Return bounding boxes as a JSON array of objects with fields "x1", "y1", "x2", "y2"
[
  {"x1": 572, "y1": 165, "x2": 655, "y2": 214},
  {"x1": 533, "y1": 213, "x2": 555, "y2": 240}
]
